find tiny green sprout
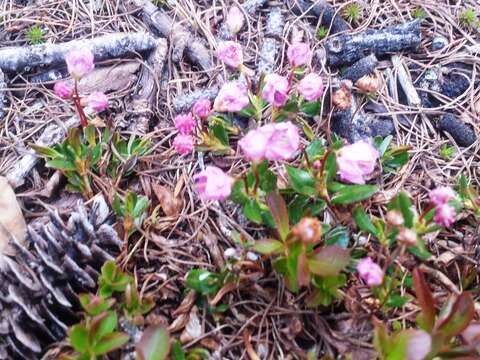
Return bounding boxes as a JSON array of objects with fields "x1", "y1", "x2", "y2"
[
  {"x1": 343, "y1": 2, "x2": 363, "y2": 24},
  {"x1": 459, "y1": 9, "x2": 478, "y2": 30},
  {"x1": 439, "y1": 144, "x2": 455, "y2": 160},
  {"x1": 113, "y1": 191, "x2": 149, "y2": 239},
  {"x1": 317, "y1": 26, "x2": 328, "y2": 40},
  {"x1": 26, "y1": 25, "x2": 45, "y2": 45},
  {"x1": 411, "y1": 7, "x2": 427, "y2": 20}
]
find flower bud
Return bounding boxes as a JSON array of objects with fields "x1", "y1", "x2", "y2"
[
  {"x1": 85, "y1": 91, "x2": 109, "y2": 113},
  {"x1": 262, "y1": 73, "x2": 289, "y2": 107},
  {"x1": 292, "y1": 217, "x2": 322, "y2": 244},
  {"x1": 385, "y1": 210, "x2": 404, "y2": 227},
  {"x1": 53, "y1": 81, "x2": 73, "y2": 99},
  {"x1": 173, "y1": 134, "x2": 194, "y2": 155},
  {"x1": 226, "y1": 6, "x2": 244, "y2": 34},
  {"x1": 434, "y1": 204, "x2": 456, "y2": 228},
  {"x1": 429, "y1": 186, "x2": 456, "y2": 206},
  {"x1": 357, "y1": 257, "x2": 383, "y2": 287},
  {"x1": 65, "y1": 48, "x2": 95, "y2": 80},
  {"x1": 297, "y1": 73, "x2": 324, "y2": 101},
  {"x1": 193, "y1": 166, "x2": 233, "y2": 201},
  {"x1": 192, "y1": 99, "x2": 212, "y2": 119},
  {"x1": 396, "y1": 228, "x2": 417, "y2": 247},
  {"x1": 336, "y1": 140, "x2": 379, "y2": 184},
  {"x1": 213, "y1": 81, "x2": 249, "y2": 112},
  {"x1": 217, "y1": 41, "x2": 243, "y2": 68},
  {"x1": 287, "y1": 42, "x2": 312, "y2": 68},
  {"x1": 174, "y1": 113, "x2": 196, "y2": 135},
  {"x1": 332, "y1": 86, "x2": 352, "y2": 110},
  {"x1": 356, "y1": 74, "x2": 380, "y2": 93}
]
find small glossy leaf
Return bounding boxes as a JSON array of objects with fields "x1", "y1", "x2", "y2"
[
  {"x1": 300, "y1": 100, "x2": 321, "y2": 117},
  {"x1": 171, "y1": 340, "x2": 186, "y2": 360},
  {"x1": 230, "y1": 180, "x2": 249, "y2": 205},
  {"x1": 211, "y1": 124, "x2": 229, "y2": 146},
  {"x1": 243, "y1": 199, "x2": 263, "y2": 224},
  {"x1": 69, "y1": 324, "x2": 89, "y2": 353},
  {"x1": 323, "y1": 152, "x2": 337, "y2": 183},
  {"x1": 46, "y1": 159, "x2": 77, "y2": 171},
  {"x1": 92, "y1": 311, "x2": 117, "y2": 342},
  {"x1": 353, "y1": 207, "x2": 378, "y2": 237},
  {"x1": 305, "y1": 140, "x2": 325, "y2": 160},
  {"x1": 186, "y1": 270, "x2": 221, "y2": 295},
  {"x1": 92, "y1": 332, "x2": 129, "y2": 355},
  {"x1": 323, "y1": 226, "x2": 350, "y2": 248},
  {"x1": 330, "y1": 183, "x2": 377, "y2": 205},
  {"x1": 266, "y1": 192, "x2": 289, "y2": 241},
  {"x1": 136, "y1": 325, "x2": 170, "y2": 360},
  {"x1": 287, "y1": 166, "x2": 317, "y2": 196},
  {"x1": 412, "y1": 268, "x2": 436, "y2": 332},
  {"x1": 308, "y1": 246, "x2": 350, "y2": 276},
  {"x1": 396, "y1": 192, "x2": 414, "y2": 228},
  {"x1": 253, "y1": 239, "x2": 284, "y2": 255}
]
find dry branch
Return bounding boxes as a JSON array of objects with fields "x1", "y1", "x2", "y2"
[
  {"x1": 340, "y1": 54, "x2": 378, "y2": 83},
  {"x1": 131, "y1": 0, "x2": 213, "y2": 72},
  {"x1": 6, "y1": 116, "x2": 80, "y2": 188},
  {"x1": 289, "y1": 0, "x2": 350, "y2": 34},
  {"x1": 128, "y1": 39, "x2": 168, "y2": 134},
  {"x1": 0, "y1": 32, "x2": 157, "y2": 73},
  {"x1": 325, "y1": 20, "x2": 421, "y2": 66}
]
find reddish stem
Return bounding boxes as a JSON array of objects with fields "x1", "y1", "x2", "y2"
[{"x1": 72, "y1": 80, "x2": 88, "y2": 128}]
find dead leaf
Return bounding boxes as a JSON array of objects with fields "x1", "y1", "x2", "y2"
[
  {"x1": 0, "y1": 176, "x2": 26, "y2": 257},
  {"x1": 152, "y1": 183, "x2": 183, "y2": 217},
  {"x1": 180, "y1": 306, "x2": 202, "y2": 343}
]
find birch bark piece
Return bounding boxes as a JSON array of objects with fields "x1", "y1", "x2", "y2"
[
  {"x1": 0, "y1": 32, "x2": 157, "y2": 73},
  {"x1": 391, "y1": 55, "x2": 421, "y2": 106}
]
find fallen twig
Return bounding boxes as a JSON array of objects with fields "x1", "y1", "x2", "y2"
[{"x1": 0, "y1": 32, "x2": 157, "y2": 73}]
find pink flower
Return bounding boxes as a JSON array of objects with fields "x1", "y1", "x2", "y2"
[
  {"x1": 53, "y1": 81, "x2": 73, "y2": 99},
  {"x1": 406, "y1": 330, "x2": 432, "y2": 360},
  {"x1": 264, "y1": 122, "x2": 300, "y2": 161},
  {"x1": 297, "y1": 73, "x2": 324, "y2": 101},
  {"x1": 173, "y1": 134, "x2": 194, "y2": 155},
  {"x1": 262, "y1": 74, "x2": 289, "y2": 107},
  {"x1": 434, "y1": 204, "x2": 456, "y2": 227},
  {"x1": 336, "y1": 141, "x2": 379, "y2": 184},
  {"x1": 239, "y1": 122, "x2": 300, "y2": 162},
  {"x1": 192, "y1": 99, "x2": 212, "y2": 119},
  {"x1": 226, "y1": 6, "x2": 244, "y2": 34},
  {"x1": 239, "y1": 127, "x2": 271, "y2": 162},
  {"x1": 194, "y1": 166, "x2": 233, "y2": 201},
  {"x1": 174, "y1": 113, "x2": 196, "y2": 135},
  {"x1": 65, "y1": 48, "x2": 95, "y2": 79},
  {"x1": 287, "y1": 42, "x2": 312, "y2": 68},
  {"x1": 357, "y1": 257, "x2": 383, "y2": 287},
  {"x1": 461, "y1": 322, "x2": 480, "y2": 346},
  {"x1": 214, "y1": 82, "x2": 249, "y2": 112},
  {"x1": 429, "y1": 186, "x2": 456, "y2": 206},
  {"x1": 217, "y1": 41, "x2": 243, "y2": 68},
  {"x1": 86, "y1": 91, "x2": 109, "y2": 112}
]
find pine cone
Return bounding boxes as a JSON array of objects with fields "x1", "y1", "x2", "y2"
[{"x1": 0, "y1": 196, "x2": 122, "y2": 360}]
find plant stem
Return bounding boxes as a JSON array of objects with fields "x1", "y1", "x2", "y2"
[{"x1": 73, "y1": 80, "x2": 89, "y2": 128}]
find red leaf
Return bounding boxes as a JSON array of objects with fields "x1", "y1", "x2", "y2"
[
  {"x1": 413, "y1": 268, "x2": 436, "y2": 332},
  {"x1": 266, "y1": 192, "x2": 289, "y2": 241},
  {"x1": 436, "y1": 293, "x2": 475, "y2": 339}
]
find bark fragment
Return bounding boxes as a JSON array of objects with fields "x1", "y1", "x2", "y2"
[
  {"x1": 289, "y1": 0, "x2": 350, "y2": 34},
  {"x1": 173, "y1": 86, "x2": 219, "y2": 114},
  {"x1": 0, "y1": 32, "x2": 157, "y2": 73},
  {"x1": 437, "y1": 113, "x2": 477, "y2": 147},
  {"x1": 340, "y1": 54, "x2": 378, "y2": 83},
  {"x1": 325, "y1": 20, "x2": 421, "y2": 66}
]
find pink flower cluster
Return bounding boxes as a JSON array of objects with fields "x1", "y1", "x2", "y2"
[
  {"x1": 287, "y1": 42, "x2": 312, "y2": 68},
  {"x1": 194, "y1": 166, "x2": 233, "y2": 201},
  {"x1": 262, "y1": 74, "x2": 289, "y2": 107},
  {"x1": 429, "y1": 186, "x2": 457, "y2": 227},
  {"x1": 53, "y1": 49, "x2": 109, "y2": 115},
  {"x1": 239, "y1": 121, "x2": 300, "y2": 162},
  {"x1": 357, "y1": 257, "x2": 383, "y2": 287},
  {"x1": 192, "y1": 99, "x2": 212, "y2": 119},
  {"x1": 173, "y1": 113, "x2": 197, "y2": 155},
  {"x1": 336, "y1": 141, "x2": 379, "y2": 184},
  {"x1": 217, "y1": 41, "x2": 243, "y2": 69},
  {"x1": 214, "y1": 82, "x2": 249, "y2": 112}
]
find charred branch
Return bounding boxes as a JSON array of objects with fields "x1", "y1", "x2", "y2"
[
  {"x1": 289, "y1": 0, "x2": 350, "y2": 34},
  {"x1": 437, "y1": 113, "x2": 477, "y2": 147},
  {"x1": 340, "y1": 54, "x2": 378, "y2": 83},
  {"x1": 325, "y1": 20, "x2": 421, "y2": 67}
]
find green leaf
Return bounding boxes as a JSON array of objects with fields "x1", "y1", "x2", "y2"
[
  {"x1": 112, "y1": 194, "x2": 124, "y2": 216},
  {"x1": 323, "y1": 152, "x2": 337, "y2": 183},
  {"x1": 243, "y1": 199, "x2": 263, "y2": 224},
  {"x1": 375, "y1": 135, "x2": 393, "y2": 156},
  {"x1": 133, "y1": 196, "x2": 149, "y2": 218},
  {"x1": 286, "y1": 166, "x2": 317, "y2": 196},
  {"x1": 46, "y1": 159, "x2": 77, "y2": 171},
  {"x1": 69, "y1": 324, "x2": 89, "y2": 353},
  {"x1": 323, "y1": 226, "x2": 350, "y2": 248},
  {"x1": 353, "y1": 207, "x2": 379, "y2": 237},
  {"x1": 285, "y1": 242, "x2": 301, "y2": 293},
  {"x1": 437, "y1": 293, "x2": 475, "y2": 339},
  {"x1": 31, "y1": 144, "x2": 62, "y2": 158},
  {"x1": 305, "y1": 140, "x2": 325, "y2": 160},
  {"x1": 396, "y1": 192, "x2": 414, "y2": 228},
  {"x1": 136, "y1": 325, "x2": 170, "y2": 360},
  {"x1": 92, "y1": 332, "x2": 129, "y2": 355},
  {"x1": 253, "y1": 238, "x2": 284, "y2": 255},
  {"x1": 230, "y1": 180, "x2": 249, "y2": 205},
  {"x1": 385, "y1": 294, "x2": 410, "y2": 308},
  {"x1": 79, "y1": 294, "x2": 114, "y2": 316},
  {"x1": 171, "y1": 340, "x2": 186, "y2": 360},
  {"x1": 186, "y1": 270, "x2": 221, "y2": 295},
  {"x1": 92, "y1": 311, "x2": 117, "y2": 342},
  {"x1": 211, "y1": 124, "x2": 229, "y2": 146},
  {"x1": 412, "y1": 268, "x2": 436, "y2": 332},
  {"x1": 308, "y1": 246, "x2": 350, "y2": 276},
  {"x1": 330, "y1": 183, "x2": 378, "y2": 205},
  {"x1": 266, "y1": 192, "x2": 289, "y2": 241},
  {"x1": 300, "y1": 100, "x2": 321, "y2": 117}
]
